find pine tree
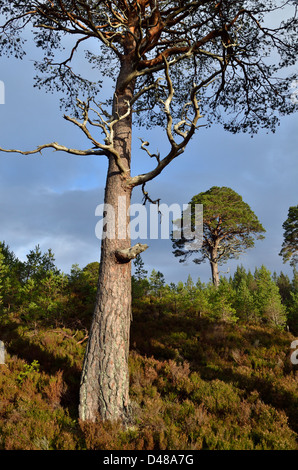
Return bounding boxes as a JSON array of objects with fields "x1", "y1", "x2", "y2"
[
  {"x1": 0, "y1": 243, "x2": 21, "y2": 310},
  {"x1": 253, "y1": 266, "x2": 287, "y2": 328},
  {"x1": 234, "y1": 278, "x2": 256, "y2": 322},
  {"x1": 206, "y1": 278, "x2": 238, "y2": 323},
  {"x1": 173, "y1": 187, "x2": 265, "y2": 287},
  {"x1": 1, "y1": 0, "x2": 297, "y2": 423},
  {"x1": 149, "y1": 269, "x2": 165, "y2": 297},
  {"x1": 132, "y1": 255, "x2": 149, "y2": 299},
  {"x1": 275, "y1": 272, "x2": 292, "y2": 306},
  {"x1": 232, "y1": 265, "x2": 248, "y2": 290},
  {"x1": 23, "y1": 245, "x2": 59, "y2": 282},
  {"x1": 133, "y1": 255, "x2": 148, "y2": 282}
]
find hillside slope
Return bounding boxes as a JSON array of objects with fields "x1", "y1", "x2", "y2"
[{"x1": 0, "y1": 309, "x2": 297, "y2": 450}]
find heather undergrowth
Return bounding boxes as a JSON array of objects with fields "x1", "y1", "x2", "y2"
[{"x1": 0, "y1": 309, "x2": 297, "y2": 450}]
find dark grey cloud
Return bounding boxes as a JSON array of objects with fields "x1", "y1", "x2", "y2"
[{"x1": 0, "y1": 181, "x2": 105, "y2": 271}]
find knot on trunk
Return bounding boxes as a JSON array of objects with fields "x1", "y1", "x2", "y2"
[{"x1": 115, "y1": 243, "x2": 148, "y2": 263}]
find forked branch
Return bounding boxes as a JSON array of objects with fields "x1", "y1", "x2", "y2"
[
  {"x1": 63, "y1": 97, "x2": 132, "y2": 173},
  {"x1": 128, "y1": 57, "x2": 204, "y2": 189}
]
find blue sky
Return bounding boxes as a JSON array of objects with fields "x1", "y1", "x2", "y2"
[{"x1": 0, "y1": 19, "x2": 297, "y2": 285}]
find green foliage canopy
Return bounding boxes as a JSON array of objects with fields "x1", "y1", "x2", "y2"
[
  {"x1": 172, "y1": 186, "x2": 266, "y2": 267},
  {"x1": 0, "y1": 1, "x2": 297, "y2": 134}
]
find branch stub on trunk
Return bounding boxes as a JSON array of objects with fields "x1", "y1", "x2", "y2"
[{"x1": 115, "y1": 243, "x2": 149, "y2": 263}]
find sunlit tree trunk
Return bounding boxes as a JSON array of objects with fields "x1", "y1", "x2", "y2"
[
  {"x1": 210, "y1": 246, "x2": 220, "y2": 288},
  {"x1": 79, "y1": 60, "x2": 135, "y2": 423}
]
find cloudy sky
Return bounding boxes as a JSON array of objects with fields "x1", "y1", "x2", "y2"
[{"x1": 0, "y1": 12, "x2": 297, "y2": 285}]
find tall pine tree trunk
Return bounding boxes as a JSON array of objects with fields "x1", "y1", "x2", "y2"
[
  {"x1": 210, "y1": 260, "x2": 219, "y2": 287},
  {"x1": 79, "y1": 60, "x2": 135, "y2": 423},
  {"x1": 210, "y1": 244, "x2": 220, "y2": 288}
]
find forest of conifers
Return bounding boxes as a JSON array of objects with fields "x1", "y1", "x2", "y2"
[{"x1": 0, "y1": 241, "x2": 297, "y2": 450}]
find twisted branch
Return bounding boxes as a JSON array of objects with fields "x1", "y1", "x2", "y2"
[
  {"x1": 128, "y1": 56, "x2": 205, "y2": 189},
  {"x1": 0, "y1": 141, "x2": 105, "y2": 157}
]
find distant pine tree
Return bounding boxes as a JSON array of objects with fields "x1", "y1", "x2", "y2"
[
  {"x1": 253, "y1": 266, "x2": 287, "y2": 328},
  {"x1": 172, "y1": 187, "x2": 265, "y2": 287}
]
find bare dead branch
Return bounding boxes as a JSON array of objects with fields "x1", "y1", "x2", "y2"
[
  {"x1": 0, "y1": 95, "x2": 132, "y2": 174},
  {"x1": 0, "y1": 142, "x2": 106, "y2": 157},
  {"x1": 127, "y1": 57, "x2": 204, "y2": 189},
  {"x1": 139, "y1": 138, "x2": 160, "y2": 163},
  {"x1": 141, "y1": 182, "x2": 161, "y2": 208}
]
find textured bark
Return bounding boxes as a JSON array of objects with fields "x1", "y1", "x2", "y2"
[
  {"x1": 79, "y1": 61, "x2": 135, "y2": 423},
  {"x1": 210, "y1": 244, "x2": 220, "y2": 288},
  {"x1": 211, "y1": 260, "x2": 219, "y2": 288}
]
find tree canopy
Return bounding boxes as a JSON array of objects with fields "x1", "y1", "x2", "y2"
[
  {"x1": 172, "y1": 186, "x2": 266, "y2": 286},
  {"x1": 1, "y1": 1, "x2": 297, "y2": 137}
]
